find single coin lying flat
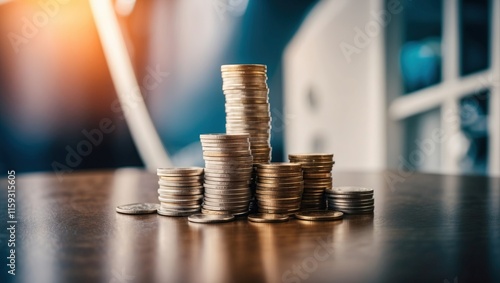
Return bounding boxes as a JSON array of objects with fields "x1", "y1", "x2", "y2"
[
  {"x1": 295, "y1": 210, "x2": 344, "y2": 221},
  {"x1": 247, "y1": 213, "x2": 289, "y2": 223},
  {"x1": 116, "y1": 203, "x2": 160, "y2": 215},
  {"x1": 187, "y1": 213, "x2": 235, "y2": 224}
]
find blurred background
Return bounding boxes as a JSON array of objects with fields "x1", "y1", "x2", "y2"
[{"x1": 0, "y1": 0, "x2": 497, "y2": 177}]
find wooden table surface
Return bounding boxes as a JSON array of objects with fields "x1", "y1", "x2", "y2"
[{"x1": 1, "y1": 169, "x2": 499, "y2": 283}]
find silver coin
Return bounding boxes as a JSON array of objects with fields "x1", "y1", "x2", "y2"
[
  {"x1": 328, "y1": 198, "x2": 374, "y2": 205},
  {"x1": 160, "y1": 203, "x2": 200, "y2": 209},
  {"x1": 200, "y1": 133, "x2": 250, "y2": 140},
  {"x1": 203, "y1": 200, "x2": 250, "y2": 207},
  {"x1": 116, "y1": 203, "x2": 160, "y2": 214},
  {"x1": 204, "y1": 173, "x2": 252, "y2": 180},
  {"x1": 332, "y1": 208, "x2": 374, "y2": 214},
  {"x1": 326, "y1": 193, "x2": 374, "y2": 200},
  {"x1": 204, "y1": 188, "x2": 251, "y2": 194},
  {"x1": 202, "y1": 203, "x2": 249, "y2": 211},
  {"x1": 158, "y1": 196, "x2": 203, "y2": 203},
  {"x1": 188, "y1": 213, "x2": 235, "y2": 223},
  {"x1": 203, "y1": 183, "x2": 250, "y2": 190},
  {"x1": 204, "y1": 178, "x2": 251, "y2": 185},
  {"x1": 201, "y1": 144, "x2": 251, "y2": 150},
  {"x1": 327, "y1": 186, "x2": 374, "y2": 195},
  {"x1": 158, "y1": 180, "x2": 203, "y2": 187},
  {"x1": 157, "y1": 188, "x2": 203, "y2": 195},
  {"x1": 204, "y1": 192, "x2": 251, "y2": 198},
  {"x1": 204, "y1": 196, "x2": 251, "y2": 202},
  {"x1": 201, "y1": 208, "x2": 248, "y2": 216},
  {"x1": 157, "y1": 208, "x2": 199, "y2": 217},
  {"x1": 159, "y1": 198, "x2": 201, "y2": 205}
]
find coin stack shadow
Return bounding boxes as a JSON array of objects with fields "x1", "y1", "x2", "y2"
[
  {"x1": 157, "y1": 168, "x2": 204, "y2": 216},
  {"x1": 255, "y1": 163, "x2": 303, "y2": 215},
  {"x1": 221, "y1": 64, "x2": 272, "y2": 164},
  {"x1": 200, "y1": 134, "x2": 253, "y2": 215},
  {"x1": 325, "y1": 187, "x2": 374, "y2": 214},
  {"x1": 288, "y1": 154, "x2": 335, "y2": 210}
]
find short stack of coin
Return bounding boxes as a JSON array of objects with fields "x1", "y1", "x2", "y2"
[
  {"x1": 200, "y1": 134, "x2": 253, "y2": 215},
  {"x1": 255, "y1": 163, "x2": 303, "y2": 215},
  {"x1": 325, "y1": 187, "x2": 374, "y2": 214},
  {"x1": 288, "y1": 154, "x2": 334, "y2": 210},
  {"x1": 221, "y1": 64, "x2": 272, "y2": 164},
  {"x1": 156, "y1": 167, "x2": 204, "y2": 216}
]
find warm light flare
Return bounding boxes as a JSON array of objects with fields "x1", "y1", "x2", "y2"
[{"x1": 89, "y1": 0, "x2": 171, "y2": 169}]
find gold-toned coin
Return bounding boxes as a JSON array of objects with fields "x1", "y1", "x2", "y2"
[
  {"x1": 294, "y1": 210, "x2": 343, "y2": 221},
  {"x1": 203, "y1": 152, "x2": 251, "y2": 158},
  {"x1": 157, "y1": 167, "x2": 204, "y2": 176},
  {"x1": 200, "y1": 133, "x2": 250, "y2": 140},
  {"x1": 158, "y1": 175, "x2": 203, "y2": 182},
  {"x1": 247, "y1": 213, "x2": 289, "y2": 223},
  {"x1": 289, "y1": 153, "x2": 334, "y2": 159}
]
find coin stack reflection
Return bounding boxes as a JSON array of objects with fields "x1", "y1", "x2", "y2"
[
  {"x1": 221, "y1": 64, "x2": 272, "y2": 164},
  {"x1": 255, "y1": 163, "x2": 303, "y2": 215},
  {"x1": 288, "y1": 154, "x2": 334, "y2": 210},
  {"x1": 200, "y1": 134, "x2": 253, "y2": 215},
  {"x1": 156, "y1": 168, "x2": 204, "y2": 216}
]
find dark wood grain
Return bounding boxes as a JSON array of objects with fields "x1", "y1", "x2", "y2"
[{"x1": 1, "y1": 169, "x2": 499, "y2": 283}]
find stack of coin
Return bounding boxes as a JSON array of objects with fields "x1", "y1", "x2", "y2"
[
  {"x1": 255, "y1": 163, "x2": 303, "y2": 215},
  {"x1": 221, "y1": 64, "x2": 272, "y2": 164},
  {"x1": 325, "y1": 187, "x2": 374, "y2": 214},
  {"x1": 156, "y1": 167, "x2": 204, "y2": 216},
  {"x1": 200, "y1": 134, "x2": 253, "y2": 215},
  {"x1": 288, "y1": 154, "x2": 335, "y2": 210}
]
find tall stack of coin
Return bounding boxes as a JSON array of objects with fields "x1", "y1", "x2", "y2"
[
  {"x1": 157, "y1": 167, "x2": 204, "y2": 216},
  {"x1": 288, "y1": 154, "x2": 334, "y2": 210},
  {"x1": 200, "y1": 134, "x2": 253, "y2": 215},
  {"x1": 255, "y1": 163, "x2": 303, "y2": 215},
  {"x1": 221, "y1": 64, "x2": 272, "y2": 164},
  {"x1": 325, "y1": 187, "x2": 374, "y2": 214}
]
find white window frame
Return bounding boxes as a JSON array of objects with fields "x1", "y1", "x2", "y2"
[{"x1": 388, "y1": 0, "x2": 500, "y2": 176}]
